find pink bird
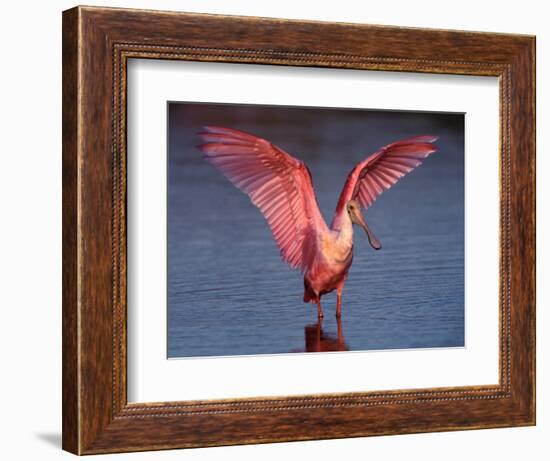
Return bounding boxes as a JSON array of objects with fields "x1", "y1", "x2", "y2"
[{"x1": 197, "y1": 126, "x2": 437, "y2": 319}]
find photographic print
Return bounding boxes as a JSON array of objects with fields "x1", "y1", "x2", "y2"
[
  {"x1": 62, "y1": 8, "x2": 535, "y2": 452},
  {"x1": 168, "y1": 102, "x2": 464, "y2": 358}
]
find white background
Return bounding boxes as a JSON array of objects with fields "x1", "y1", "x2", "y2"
[
  {"x1": 128, "y1": 61, "x2": 499, "y2": 402},
  {"x1": 0, "y1": 1, "x2": 546, "y2": 460}
]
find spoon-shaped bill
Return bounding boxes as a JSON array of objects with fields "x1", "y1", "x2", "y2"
[{"x1": 352, "y1": 208, "x2": 381, "y2": 250}]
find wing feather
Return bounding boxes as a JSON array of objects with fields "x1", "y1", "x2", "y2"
[
  {"x1": 197, "y1": 126, "x2": 327, "y2": 270},
  {"x1": 331, "y1": 135, "x2": 438, "y2": 230}
]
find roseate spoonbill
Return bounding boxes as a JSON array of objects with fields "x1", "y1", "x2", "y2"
[{"x1": 197, "y1": 126, "x2": 437, "y2": 319}]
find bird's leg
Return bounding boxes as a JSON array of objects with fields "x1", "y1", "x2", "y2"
[
  {"x1": 336, "y1": 316, "x2": 345, "y2": 348},
  {"x1": 316, "y1": 298, "x2": 324, "y2": 319},
  {"x1": 336, "y1": 287, "x2": 343, "y2": 318}
]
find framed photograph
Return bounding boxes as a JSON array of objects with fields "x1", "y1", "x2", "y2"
[{"x1": 62, "y1": 6, "x2": 535, "y2": 454}]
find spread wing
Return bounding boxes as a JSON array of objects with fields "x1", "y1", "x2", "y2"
[
  {"x1": 331, "y1": 136, "x2": 438, "y2": 230},
  {"x1": 197, "y1": 126, "x2": 328, "y2": 271}
]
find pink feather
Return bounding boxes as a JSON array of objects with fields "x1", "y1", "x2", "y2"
[
  {"x1": 331, "y1": 136, "x2": 438, "y2": 230},
  {"x1": 197, "y1": 126, "x2": 328, "y2": 271}
]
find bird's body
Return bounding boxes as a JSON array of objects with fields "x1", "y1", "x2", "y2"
[
  {"x1": 302, "y1": 222, "x2": 353, "y2": 308},
  {"x1": 197, "y1": 126, "x2": 437, "y2": 318}
]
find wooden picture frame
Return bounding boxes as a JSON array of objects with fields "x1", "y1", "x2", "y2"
[{"x1": 62, "y1": 5, "x2": 535, "y2": 454}]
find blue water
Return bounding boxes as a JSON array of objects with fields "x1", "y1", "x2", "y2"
[{"x1": 167, "y1": 103, "x2": 464, "y2": 358}]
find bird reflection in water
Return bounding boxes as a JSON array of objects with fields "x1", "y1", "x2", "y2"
[{"x1": 301, "y1": 317, "x2": 349, "y2": 352}]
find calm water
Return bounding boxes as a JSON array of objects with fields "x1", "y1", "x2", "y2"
[{"x1": 167, "y1": 103, "x2": 464, "y2": 358}]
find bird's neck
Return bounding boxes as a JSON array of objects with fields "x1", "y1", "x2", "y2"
[
  {"x1": 331, "y1": 206, "x2": 350, "y2": 232},
  {"x1": 334, "y1": 213, "x2": 354, "y2": 246}
]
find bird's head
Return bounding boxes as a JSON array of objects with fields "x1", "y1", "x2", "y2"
[{"x1": 346, "y1": 200, "x2": 382, "y2": 250}]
